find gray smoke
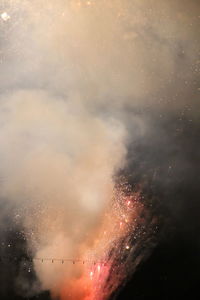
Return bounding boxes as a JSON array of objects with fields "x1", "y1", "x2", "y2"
[{"x1": 0, "y1": 0, "x2": 199, "y2": 299}]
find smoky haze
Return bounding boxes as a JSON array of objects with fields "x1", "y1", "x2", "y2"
[{"x1": 0, "y1": 0, "x2": 199, "y2": 299}]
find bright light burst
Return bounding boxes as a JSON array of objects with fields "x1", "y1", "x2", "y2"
[
  {"x1": 1, "y1": 11, "x2": 10, "y2": 21},
  {"x1": 60, "y1": 179, "x2": 157, "y2": 300}
]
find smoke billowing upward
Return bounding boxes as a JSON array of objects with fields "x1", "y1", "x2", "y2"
[{"x1": 0, "y1": 0, "x2": 199, "y2": 299}]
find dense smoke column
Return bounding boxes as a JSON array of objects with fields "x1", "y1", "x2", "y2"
[{"x1": 0, "y1": 0, "x2": 199, "y2": 300}]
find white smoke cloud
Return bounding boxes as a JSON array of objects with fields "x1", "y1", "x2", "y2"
[
  {"x1": 0, "y1": 89, "x2": 126, "y2": 293},
  {"x1": 0, "y1": 0, "x2": 199, "y2": 298},
  {"x1": 1, "y1": 0, "x2": 199, "y2": 111}
]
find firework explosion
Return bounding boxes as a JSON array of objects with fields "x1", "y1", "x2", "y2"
[
  {"x1": 0, "y1": 0, "x2": 199, "y2": 300},
  {"x1": 59, "y1": 181, "x2": 157, "y2": 300},
  {"x1": 87, "y1": 191, "x2": 156, "y2": 299}
]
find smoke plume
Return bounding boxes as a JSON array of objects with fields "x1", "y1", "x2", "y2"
[{"x1": 0, "y1": 0, "x2": 199, "y2": 299}]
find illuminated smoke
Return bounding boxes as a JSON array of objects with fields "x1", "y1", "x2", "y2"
[
  {"x1": 60, "y1": 182, "x2": 157, "y2": 300},
  {"x1": 0, "y1": 91, "x2": 127, "y2": 298},
  {"x1": 0, "y1": 0, "x2": 199, "y2": 299}
]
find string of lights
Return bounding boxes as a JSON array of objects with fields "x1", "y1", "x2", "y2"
[{"x1": 0, "y1": 256, "x2": 105, "y2": 265}]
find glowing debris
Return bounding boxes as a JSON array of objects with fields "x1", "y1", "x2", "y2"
[{"x1": 1, "y1": 12, "x2": 10, "y2": 21}]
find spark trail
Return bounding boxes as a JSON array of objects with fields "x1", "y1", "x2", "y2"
[
  {"x1": 60, "y1": 180, "x2": 157, "y2": 300},
  {"x1": 0, "y1": 0, "x2": 197, "y2": 299}
]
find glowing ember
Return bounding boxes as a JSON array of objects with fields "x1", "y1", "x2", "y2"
[{"x1": 97, "y1": 264, "x2": 101, "y2": 272}]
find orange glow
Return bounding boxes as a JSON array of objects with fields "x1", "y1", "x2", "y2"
[{"x1": 58, "y1": 182, "x2": 154, "y2": 300}]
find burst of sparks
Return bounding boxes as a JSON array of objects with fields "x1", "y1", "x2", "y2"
[{"x1": 70, "y1": 180, "x2": 157, "y2": 300}]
